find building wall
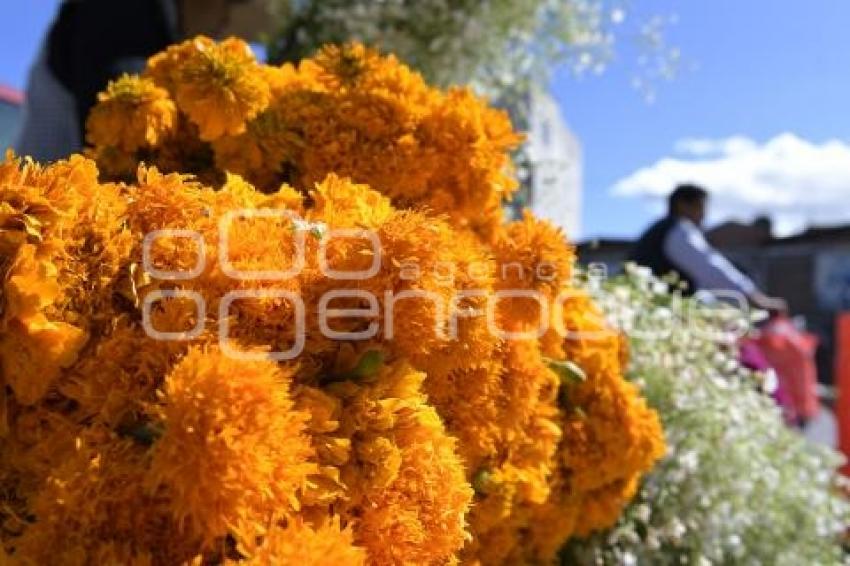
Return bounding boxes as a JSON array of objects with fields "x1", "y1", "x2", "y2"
[
  {"x1": 525, "y1": 90, "x2": 582, "y2": 240},
  {"x1": 815, "y1": 247, "x2": 850, "y2": 312}
]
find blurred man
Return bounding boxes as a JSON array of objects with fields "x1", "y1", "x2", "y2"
[
  {"x1": 630, "y1": 184, "x2": 787, "y2": 312},
  {"x1": 15, "y1": 0, "x2": 265, "y2": 162}
]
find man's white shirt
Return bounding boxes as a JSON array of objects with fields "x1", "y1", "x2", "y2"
[{"x1": 662, "y1": 218, "x2": 757, "y2": 295}]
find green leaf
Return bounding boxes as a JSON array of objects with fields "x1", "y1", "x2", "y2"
[
  {"x1": 118, "y1": 422, "x2": 164, "y2": 446},
  {"x1": 545, "y1": 358, "x2": 586, "y2": 384},
  {"x1": 352, "y1": 350, "x2": 383, "y2": 379},
  {"x1": 472, "y1": 468, "x2": 492, "y2": 495},
  {"x1": 322, "y1": 350, "x2": 384, "y2": 385}
]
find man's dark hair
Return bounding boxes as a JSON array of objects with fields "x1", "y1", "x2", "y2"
[{"x1": 668, "y1": 184, "x2": 707, "y2": 213}]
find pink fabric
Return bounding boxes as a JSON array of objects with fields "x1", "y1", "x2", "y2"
[
  {"x1": 740, "y1": 338, "x2": 796, "y2": 424},
  {"x1": 754, "y1": 315, "x2": 820, "y2": 421},
  {"x1": 739, "y1": 340, "x2": 771, "y2": 371}
]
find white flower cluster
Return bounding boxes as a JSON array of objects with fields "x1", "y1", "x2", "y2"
[
  {"x1": 265, "y1": 0, "x2": 676, "y2": 102},
  {"x1": 566, "y1": 265, "x2": 850, "y2": 565}
]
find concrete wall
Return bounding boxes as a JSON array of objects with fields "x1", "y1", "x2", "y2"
[{"x1": 525, "y1": 90, "x2": 582, "y2": 240}]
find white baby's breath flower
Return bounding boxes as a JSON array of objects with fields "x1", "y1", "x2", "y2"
[
  {"x1": 633, "y1": 503, "x2": 651, "y2": 523},
  {"x1": 761, "y1": 368, "x2": 779, "y2": 394},
  {"x1": 651, "y1": 279, "x2": 668, "y2": 295},
  {"x1": 565, "y1": 268, "x2": 850, "y2": 564},
  {"x1": 292, "y1": 218, "x2": 328, "y2": 239},
  {"x1": 632, "y1": 265, "x2": 652, "y2": 280}
]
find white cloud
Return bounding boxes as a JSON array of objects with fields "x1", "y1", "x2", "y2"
[
  {"x1": 613, "y1": 133, "x2": 850, "y2": 236},
  {"x1": 672, "y1": 136, "x2": 757, "y2": 157}
]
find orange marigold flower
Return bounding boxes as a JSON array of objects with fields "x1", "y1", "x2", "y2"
[
  {"x1": 171, "y1": 37, "x2": 270, "y2": 141},
  {"x1": 370, "y1": 210, "x2": 470, "y2": 364},
  {"x1": 85, "y1": 144, "x2": 138, "y2": 180},
  {"x1": 518, "y1": 292, "x2": 666, "y2": 559},
  {"x1": 308, "y1": 173, "x2": 393, "y2": 230},
  {"x1": 330, "y1": 360, "x2": 473, "y2": 565},
  {"x1": 86, "y1": 74, "x2": 177, "y2": 152},
  {"x1": 146, "y1": 347, "x2": 315, "y2": 547},
  {"x1": 493, "y1": 211, "x2": 575, "y2": 294},
  {"x1": 1, "y1": 244, "x2": 87, "y2": 405},
  {"x1": 57, "y1": 318, "x2": 187, "y2": 428},
  {"x1": 145, "y1": 39, "x2": 197, "y2": 93},
  {"x1": 4, "y1": 243, "x2": 61, "y2": 320},
  {"x1": 293, "y1": 386, "x2": 350, "y2": 508},
  {"x1": 14, "y1": 433, "x2": 200, "y2": 565},
  {"x1": 449, "y1": 341, "x2": 563, "y2": 563},
  {"x1": 0, "y1": 153, "x2": 131, "y2": 319},
  {"x1": 0, "y1": 316, "x2": 87, "y2": 406},
  {"x1": 236, "y1": 519, "x2": 366, "y2": 565}
]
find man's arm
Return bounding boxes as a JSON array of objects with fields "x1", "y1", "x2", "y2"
[
  {"x1": 663, "y1": 220, "x2": 789, "y2": 313},
  {"x1": 663, "y1": 220, "x2": 757, "y2": 295}
]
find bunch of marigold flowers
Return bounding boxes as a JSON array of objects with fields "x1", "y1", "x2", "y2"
[
  {"x1": 0, "y1": 37, "x2": 664, "y2": 565},
  {"x1": 86, "y1": 37, "x2": 521, "y2": 242}
]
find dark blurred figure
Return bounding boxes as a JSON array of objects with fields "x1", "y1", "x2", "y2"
[
  {"x1": 15, "y1": 0, "x2": 260, "y2": 161},
  {"x1": 630, "y1": 183, "x2": 787, "y2": 312}
]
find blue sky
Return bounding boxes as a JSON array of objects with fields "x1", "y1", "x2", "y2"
[
  {"x1": 0, "y1": 3, "x2": 57, "y2": 91},
  {"x1": 551, "y1": 1, "x2": 850, "y2": 238},
  {"x1": 3, "y1": 2, "x2": 850, "y2": 239}
]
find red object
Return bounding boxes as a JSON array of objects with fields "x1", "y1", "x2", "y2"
[
  {"x1": 0, "y1": 84, "x2": 23, "y2": 106},
  {"x1": 754, "y1": 314, "x2": 820, "y2": 423},
  {"x1": 740, "y1": 338, "x2": 796, "y2": 424},
  {"x1": 836, "y1": 313, "x2": 850, "y2": 474}
]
